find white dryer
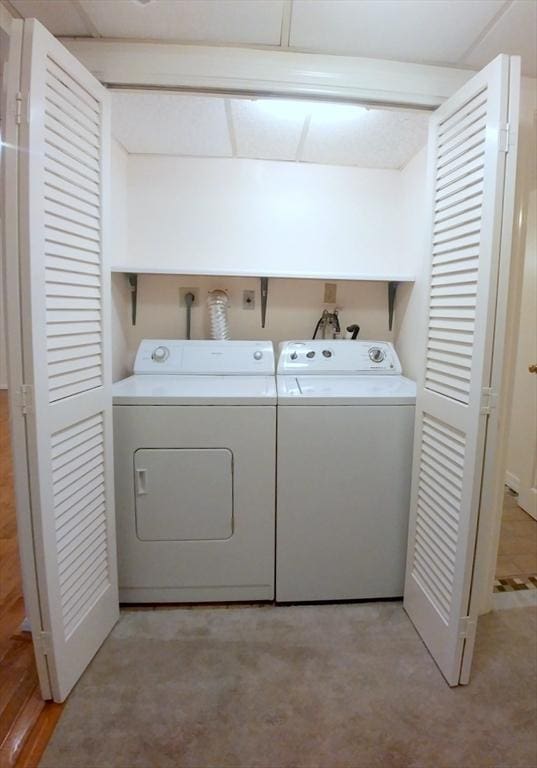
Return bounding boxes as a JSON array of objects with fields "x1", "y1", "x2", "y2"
[
  {"x1": 113, "y1": 340, "x2": 276, "y2": 603},
  {"x1": 276, "y1": 340, "x2": 416, "y2": 603}
]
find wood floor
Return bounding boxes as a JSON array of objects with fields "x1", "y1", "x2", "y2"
[
  {"x1": 0, "y1": 391, "x2": 63, "y2": 768},
  {"x1": 496, "y1": 488, "x2": 537, "y2": 579}
]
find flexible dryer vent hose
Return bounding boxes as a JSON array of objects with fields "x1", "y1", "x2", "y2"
[{"x1": 207, "y1": 289, "x2": 230, "y2": 340}]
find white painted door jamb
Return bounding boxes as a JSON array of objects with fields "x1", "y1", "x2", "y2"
[{"x1": 469, "y1": 59, "x2": 527, "y2": 620}]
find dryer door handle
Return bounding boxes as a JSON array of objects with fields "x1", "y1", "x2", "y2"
[{"x1": 135, "y1": 467, "x2": 148, "y2": 496}]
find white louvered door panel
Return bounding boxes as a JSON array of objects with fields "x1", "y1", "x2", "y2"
[
  {"x1": 17, "y1": 20, "x2": 118, "y2": 701},
  {"x1": 404, "y1": 55, "x2": 520, "y2": 686}
]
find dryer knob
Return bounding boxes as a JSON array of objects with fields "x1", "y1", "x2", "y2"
[
  {"x1": 253, "y1": 351, "x2": 263, "y2": 360},
  {"x1": 152, "y1": 345, "x2": 169, "y2": 362}
]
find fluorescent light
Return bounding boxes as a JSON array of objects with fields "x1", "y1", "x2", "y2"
[{"x1": 255, "y1": 98, "x2": 366, "y2": 122}]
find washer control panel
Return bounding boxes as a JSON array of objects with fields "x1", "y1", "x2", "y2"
[
  {"x1": 277, "y1": 340, "x2": 402, "y2": 375},
  {"x1": 134, "y1": 340, "x2": 275, "y2": 375},
  {"x1": 368, "y1": 346, "x2": 385, "y2": 363}
]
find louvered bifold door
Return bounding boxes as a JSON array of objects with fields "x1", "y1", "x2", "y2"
[
  {"x1": 18, "y1": 20, "x2": 118, "y2": 701},
  {"x1": 404, "y1": 55, "x2": 519, "y2": 686}
]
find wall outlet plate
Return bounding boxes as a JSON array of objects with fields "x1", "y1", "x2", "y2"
[
  {"x1": 243, "y1": 290, "x2": 255, "y2": 310},
  {"x1": 324, "y1": 283, "x2": 337, "y2": 304},
  {"x1": 179, "y1": 287, "x2": 199, "y2": 307}
]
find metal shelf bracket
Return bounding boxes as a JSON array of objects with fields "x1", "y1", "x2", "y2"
[
  {"x1": 388, "y1": 281, "x2": 398, "y2": 331},
  {"x1": 260, "y1": 276, "x2": 269, "y2": 328},
  {"x1": 127, "y1": 273, "x2": 138, "y2": 326}
]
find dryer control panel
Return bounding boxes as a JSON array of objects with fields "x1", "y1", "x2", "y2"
[
  {"x1": 134, "y1": 340, "x2": 275, "y2": 375},
  {"x1": 277, "y1": 340, "x2": 402, "y2": 374}
]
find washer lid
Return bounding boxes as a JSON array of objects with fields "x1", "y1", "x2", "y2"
[
  {"x1": 277, "y1": 375, "x2": 416, "y2": 405},
  {"x1": 113, "y1": 374, "x2": 277, "y2": 405}
]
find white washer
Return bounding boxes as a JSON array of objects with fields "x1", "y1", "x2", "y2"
[
  {"x1": 113, "y1": 340, "x2": 276, "y2": 603},
  {"x1": 276, "y1": 340, "x2": 416, "y2": 603}
]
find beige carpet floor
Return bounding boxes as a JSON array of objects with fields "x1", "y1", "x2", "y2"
[{"x1": 40, "y1": 602, "x2": 537, "y2": 768}]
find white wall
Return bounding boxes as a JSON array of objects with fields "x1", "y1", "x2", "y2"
[
  {"x1": 506, "y1": 186, "x2": 536, "y2": 494},
  {"x1": 393, "y1": 146, "x2": 429, "y2": 381},
  {"x1": 474, "y1": 76, "x2": 537, "y2": 613},
  {"x1": 0, "y1": 169, "x2": 7, "y2": 389},
  {"x1": 505, "y1": 80, "x2": 537, "y2": 497},
  {"x1": 0, "y1": 20, "x2": 11, "y2": 389},
  {"x1": 0, "y1": 5, "x2": 11, "y2": 36},
  {"x1": 111, "y1": 272, "x2": 397, "y2": 381},
  {"x1": 124, "y1": 156, "x2": 413, "y2": 280},
  {"x1": 111, "y1": 139, "x2": 128, "y2": 265},
  {"x1": 111, "y1": 148, "x2": 429, "y2": 379},
  {"x1": 110, "y1": 139, "x2": 132, "y2": 382}
]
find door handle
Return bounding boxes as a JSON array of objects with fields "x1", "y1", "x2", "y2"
[
  {"x1": 135, "y1": 468, "x2": 147, "y2": 495},
  {"x1": 529, "y1": 364, "x2": 537, "y2": 374}
]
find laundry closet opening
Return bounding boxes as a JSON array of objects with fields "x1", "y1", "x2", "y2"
[
  {"x1": 108, "y1": 89, "x2": 430, "y2": 609},
  {"x1": 2, "y1": 11, "x2": 525, "y2": 711},
  {"x1": 109, "y1": 89, "x2": 431, "y2": 379}
]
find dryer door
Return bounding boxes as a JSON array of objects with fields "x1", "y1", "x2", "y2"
[{"x1": 134, "y1": 449, "x2": 233, "y2": 541}]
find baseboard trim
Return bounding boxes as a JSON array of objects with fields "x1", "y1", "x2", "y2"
[
  {"x1": 505, "y1": 471, "x2": 520, "y2": 493},
  {"x1": 519, "y1": 488, "x2": 537, "y2": 521}
]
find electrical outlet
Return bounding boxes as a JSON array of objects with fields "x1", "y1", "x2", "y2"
[
  {"x1": 243, "y1": 290, "x2": 255, "y2": 310},
  {"x1": 324, "y1": 283, "x2": 337, "y2": 304},
  {"x1": 179, "y1": 288, "x2": 199, "y2": 307}
]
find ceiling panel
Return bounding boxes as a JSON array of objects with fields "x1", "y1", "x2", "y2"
[
  {"x1": 302, "y1": 107, "x2": 429, "y2": 169},
  {"x1": 289, "y1": 0, "x2": 506, "y2": 65},
  {"x1": 10, "y1": 0, "x2": 91, "y2": 36},
  {"x1": 79, "y1": 0, "x2": 284, "y2": 44},
  {"x1": 230, "y1": 99, "x2": 305, "y2": 161},
  {"x1": 111, "y1": 92, "x2": 429, "y2": 170},
  {"x1": 111, "y1": 92, "x2": 233, "y2": 156},
  {"x1": 462, "y1": 0, "x2": 537, "y2": 77},
  {"x1": 9, "y1": 0, "x2": 534, "y2": 79}
]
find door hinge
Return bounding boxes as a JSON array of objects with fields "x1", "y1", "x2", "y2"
[
  {"x1": 498, "y1": 122, "x2": 510, "y2": 153},
  {"x1": 17, "y1": 384, "x2": 33, "y2": 415},
  {"x1": 34, "y1": 631, "x2": 52, "y2": 656},
  {"x1": 480, "y1": 386, "x2": 497, "y2": 415},
  {"x1": 458, "y1": 616, "x2": 476, "y2": 639},
  {"x1": 15, "y1": 91, "x2": 25, "y2": 125}
]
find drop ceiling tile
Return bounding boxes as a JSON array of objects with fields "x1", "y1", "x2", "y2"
[
  {"x1": 10, "y1": 0, "x2": 91, "y2": 36},
  {"x1": 302, "y1": 107, "x2": 429, "y2": 169},
  {"x1": 462, "y1": 0, "x2": 537, "y2": 77},
  {"x1": 289, "y1": 0, "x2": 506, "y2": 65},
  {"x1": 79, "y1": 0, "x2": 284, "y2": 44},
  {"x1": 230, "y1": 99, "x2": 306, "y2": 161},
  {"x1": 111, "y1": 92, "x2": 232, "y2": 156}
]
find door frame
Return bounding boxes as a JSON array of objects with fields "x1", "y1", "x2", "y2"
[
  {"x1": 58, "y1": 38, "x2": 472, "y2": 110},
  {"x1": 2, "y1": 13, "x2": 525, "y2": 696},
  {"x1": 470, "y1": 71, "x2": 534, "y2": 619},
  {"x1": 1, "y1": 17, "x2": 52, "y2": 698}
]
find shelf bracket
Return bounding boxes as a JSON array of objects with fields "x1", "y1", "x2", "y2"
[
  {"x1": 388, "y1": 281, "x2": 398, "y2": 331},
  {"x1": 260, "y1": 276, "x2": 269, "y2": 329},
  {"x1": 127, "y1": 273, "x2": 138, "y2": 326}
]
